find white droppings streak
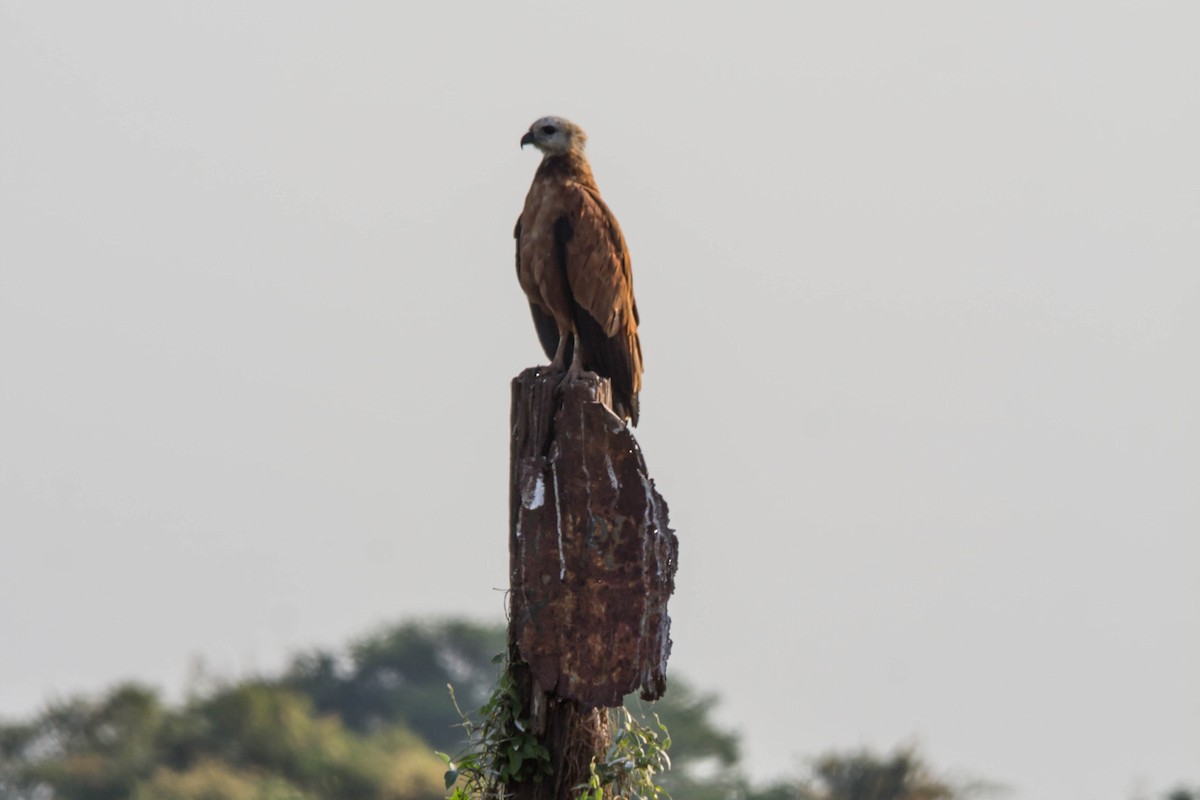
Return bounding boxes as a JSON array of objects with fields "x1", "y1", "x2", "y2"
[
  {"x1": 514, "y1": 518, "x2": 526, "y2": 588},
  {"x1": 551, "y1": 461, "x2": 566, "y2": 581},
  {"x1": 634, "y1": 469, "x2": 656, "y2": 668},
  {"x1": 604, "y1": 453, "x2": 618, "y2": 491},
  {"x1": 580, "y1": 405, "x2": 592, "y2": 510},
  {"x1": 525, "y1": 474, "x2": 545, "y2": 510},
  {"x1": 638, "y1": 470, "x2": 664, "y2": 581},
  {"x1": 636, "y1": 468, "x2": 671, "y2": 680}
]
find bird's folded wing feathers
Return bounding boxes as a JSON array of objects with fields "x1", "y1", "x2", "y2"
[{"x1": 560, "y1": 186, "x2": 635, "y2": 337}]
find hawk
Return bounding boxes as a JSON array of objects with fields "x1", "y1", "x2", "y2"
[{"x1": 515, "y1": 116, "x2": 643, "y2": 425}]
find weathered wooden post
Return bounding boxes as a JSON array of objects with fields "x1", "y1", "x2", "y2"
[{"x1": 507, "y1": 368, "x2": 678, "y2": 800}]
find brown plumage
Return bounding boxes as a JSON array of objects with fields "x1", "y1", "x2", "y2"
[{"x1": 515, "y1": 116, "x2": 643, "y2": 425}]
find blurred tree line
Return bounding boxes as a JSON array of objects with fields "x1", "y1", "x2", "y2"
[{"x1": 0, "y1": 619, "x2": 1191, "y2": 800}]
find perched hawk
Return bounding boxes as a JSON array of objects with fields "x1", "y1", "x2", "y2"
[{"x1": 515, "y1": 116, "x2": 643, "y2": 425}]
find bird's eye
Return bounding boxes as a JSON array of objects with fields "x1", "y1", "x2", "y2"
[{"x1": 541, "y1": 125, "x2": 556, "y2": 135}]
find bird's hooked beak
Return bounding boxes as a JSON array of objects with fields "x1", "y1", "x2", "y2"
[{"x1": 520, "y1": 131, "x2": 535, "y2": 148}]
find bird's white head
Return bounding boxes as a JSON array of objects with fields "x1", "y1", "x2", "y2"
[{"x1": 520, "y1": 116, "x2": 587, "y2": 157}]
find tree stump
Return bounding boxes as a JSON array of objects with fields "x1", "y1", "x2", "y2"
[{"x1": 507, "y1": 368, "x2": 678, "y2": 800}]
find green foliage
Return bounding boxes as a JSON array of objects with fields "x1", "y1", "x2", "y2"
[
  {"x1": 626, "y1": 679, "x2": 741, "y2": 800},
  {"x1": 810, "y1": 748, "x2": 957, "y2": 800},
  {"x1": 438, "y1": 666, "x2": 553, "y2": 799},
  {"x1": 439, "y1": 657, "x2": 673, "y2": 800},
  {"x1": 284, "y1": 620, "x2": 505, "y2": 752},
  {"x1": 192, "y1": 682, "x2": 440, "y2": 799},
  {"x1": 0, "y1": 684, "x2": 166, "y2": 800},
  {"x1": 283, "y1": 620, "x2": 738, "y2": 799},
  {"x1": 748, "y1": 748, "x2": 963, "y2": 800},
  {"x1": 0, "y1": 681, "x2": 445, "y2": 800},
  {"x1": 131, "y1": 760, "x2": 318, "y2": 800},
  {"x1": 578, "y1": 708, "x2": 672, "y2": 800},
  {"x1": 0, "y1": 619, "x2": 998, "y2": 800}
]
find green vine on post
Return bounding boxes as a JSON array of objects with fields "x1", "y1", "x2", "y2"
[
  {"x1": 577, "y1": 708, "x2": 672, "y2": 800},
  {"x1": 439, "y1": 655, "x2": 672, "y2": 800}
]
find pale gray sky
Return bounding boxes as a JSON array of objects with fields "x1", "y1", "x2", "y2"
[{"x1": 1, "y1": 3, "x2": 1197, "y2": 799}]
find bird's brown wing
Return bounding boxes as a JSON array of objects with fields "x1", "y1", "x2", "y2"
[
  {"x1": 553, "y1": 186, "x2": 643, "y2": 424},
  {"x1": 515, "y1": 216, "x2": 565, "y2": 361}
]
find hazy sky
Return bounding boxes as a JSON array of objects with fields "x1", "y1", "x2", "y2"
[{"x1": 1, "y1": 3, "x2": 1197, "y2": 799}]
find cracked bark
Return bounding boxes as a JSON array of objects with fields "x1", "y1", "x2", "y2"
[{"x1": 506, "y1": 368, "x2": 678, "y2": 800}]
